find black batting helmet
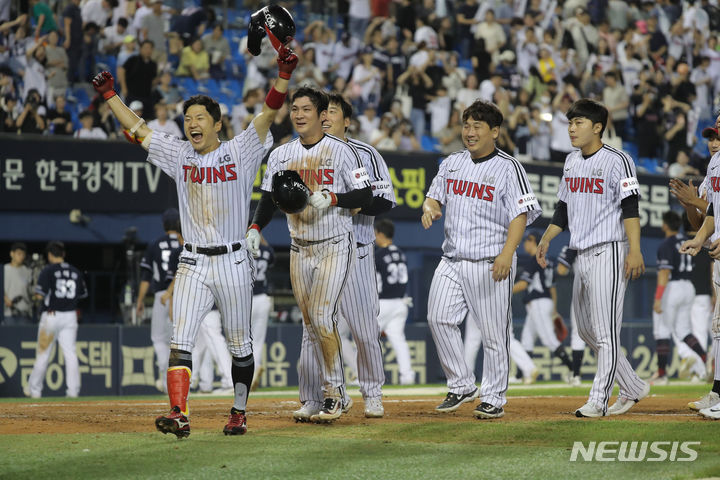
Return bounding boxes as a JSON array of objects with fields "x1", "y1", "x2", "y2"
[
  {"x1": 271, "y1": 170, "x2": 310, "y2": 214},
  {"x1": 247, "y1": 4, "x2": 296, "y2": 56}
]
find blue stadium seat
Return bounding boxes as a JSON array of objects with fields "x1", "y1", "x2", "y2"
[
  {"x1": 622, "y1": 141, "x2": 638, "y2": 161},
  {"x1": 421, "y1": 135, "x2": 441, "y2": 153}
]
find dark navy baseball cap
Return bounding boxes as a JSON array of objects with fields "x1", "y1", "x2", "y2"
[
  {"x1": 525, "y1": 230, "x2": 542, "y2": 242},
  {"x1": 162, "y1": 208, "x2": 180, "y2": 231}
]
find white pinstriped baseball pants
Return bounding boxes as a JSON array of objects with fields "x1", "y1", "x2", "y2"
[
  {"x1": 293, "y1": 233, "x2": 355, "y2": 400},
  {"x1": 574, "y1": 242, "x2": 645, "y2": 411},
  {"x1": 428, "y1": 256, "x2": 515, "y2": 409}
]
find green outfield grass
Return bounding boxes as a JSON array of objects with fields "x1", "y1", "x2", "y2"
[{"x1": 1, "y1": 384, "x2": 719, "y2": 480}]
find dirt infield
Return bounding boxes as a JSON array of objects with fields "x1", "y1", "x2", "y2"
[{"x1": 0, "y1": 393, "x2": 704, "y2": 435}]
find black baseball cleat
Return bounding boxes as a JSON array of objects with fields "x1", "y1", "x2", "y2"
[
  {"x1": 155, "y1": 406, "x2": 190, "y2": 438},
  {"x1": 223, "y1": 408, "x2": 248, "y2": 435},
  {"x1": 435, "y1": 388, "x2": 479, "y2": 412},
  {"x1": 473, "y1": 402, "x2": 505, "y2": 419}
]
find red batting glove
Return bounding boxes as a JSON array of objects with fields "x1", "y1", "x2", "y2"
[
  {"x1": 277, "y1": 45, "x2": 298, "y2": 80},
  {"x1": 92, "y1": 71, "x2": 117, "y2": 100}
]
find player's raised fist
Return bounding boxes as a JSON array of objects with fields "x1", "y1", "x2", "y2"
[
  {"x1": 277, "y1": 45, "x2": 298, "y2": 80},
  {"x1": 92, "y1": 71, "x2": 116, "y2": 100}
]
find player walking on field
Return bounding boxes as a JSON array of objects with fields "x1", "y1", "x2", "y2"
[
  {"x1": 536, "y1": 99, "x2": 650, "y2": 418},
  {"x1": 25, "y1": 242, "x2": 87, "y2": 398},
  {"x1": 422, "y1": 100, "x2": 541, "y2": 419},
  {"x1": 249, "y1": 87, "x2": 372, "y2": 423},
  {"x1": 91, "y1": 38, "x2": 298, "y2": 436}
]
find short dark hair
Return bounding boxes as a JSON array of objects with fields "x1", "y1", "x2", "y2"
[
  {"x1": 10, "y1": 242, "x2": 27, "y2": 252},
  {"x1": 566, "y1": 98, "x2": 608, "y2": 137},
  {"x1": 79, "y1": 109, "x2": 93, "y2": 120},
  {"x1": 374, "y1": 218, "x2": 395, "y2": 238},
  {"x1": 525, "y1": 230, "x2": 541, "y2": 244},
  {"x1": 662, "y1": 210, "x2": 682, "y2": 232},
  {"x1": 118, "y1": 17, "x2": 128, "y2": 28},
  {"x1": 183, "y1": 95, "x2": 221, "y2": 123},
  {"x1": 46, "y1": 241, "x2": 65, "y2": 258},
  {"x1": 162, "y1": 208, "x2": 180, "y2": 232},
  {"x1": 140, "y1": 39, "x2": 154, "y2": 48},
  {"x1": 291, "y1": 86, "x2": 328, "y2": 115},
  {"x1": 327, "y1": 92, "x2": 353, "y2": 120},
  {"x1": 461, "y1": 100, "x2": 504, "y2": 128}
]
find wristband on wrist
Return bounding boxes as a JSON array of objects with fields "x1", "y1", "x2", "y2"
[
  {"x1": 249, "y1": 223, "x2": 261, "y2": 232},
  {"x1": 129, "y1": 118, "x2": 145, "y2": 136},
  {"x1": 102, "y1": 90, "x2": 116, "y2": 100},
  {"x1": 265, "y1": 87, "x2": 287, "y2": 110},
  {"x1": 328, "y1": 191, "x2": 337, "y2": 206},
  {"x1": 279, "y1": 71, "x2": 292, "y2": 80},
  {"x1": 654, "y1": 284, "x2": 666, "y2": 301}
]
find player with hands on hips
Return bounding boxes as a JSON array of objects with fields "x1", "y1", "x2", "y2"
[
  {"x1": 24, "y1": 242, "x2": 88, "y2": 399},
  {"x1": 423, "y1": 100, "x2": 541, "y2": 420},
  {"x1": 250, "y1": 87, "x2": 372, "y2": 423},
  {"x1": 536, "y1": 99, "x2": 649, "y2": 418},
  {"x1": 92, "y1": 8, "x2": 298, "y2": 437}
]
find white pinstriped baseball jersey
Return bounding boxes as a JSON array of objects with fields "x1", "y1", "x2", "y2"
[
  {"x1": 347, "y1": 137, "x2": 396, "y2": 245},
  {"x1": 558, "y1": 145, "x2": 639, "y2": 250},
  {"x1": 699, "y1": 151, "x2": 720, "y2": 242},
  {"x1": 426, "y1": 148, "x2": 541, "y2": 260},
  {"x1": 147, "y1": 124, "x2": 273, "y2": 246},
  {"x1": 261, "y1": 134, "x2": 371, "y2": 241}
]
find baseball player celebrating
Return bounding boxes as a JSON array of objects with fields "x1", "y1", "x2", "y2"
[
  {"x1": 422, "y1": 100, "x2": 541, "y2": 419},
  {"x1": 556, "y1": 245, "x2": 586, "y2": 386},
  {"x1": 136, "y1": 208, "x2": 183, "y2": 393},
  {"x1": 515, "y1": 231, "x2": 574, "y2": 378},
  {"x1": 652, "y1": 210, "x2": 706, "y2": 384},
  {"x1": 91, "y1": 10, "x2": 297, "y2": 436},
  {"x1": 249, "y1": 87, "x2": 372, "y2": 423},
  {"x1": 537, "y1": 99, "x2": 650, "y2": 418},
  {"x1": 24, "y1": 242, "x2": 87, "y2": 398},
  {"x1": 250, "y1": 240, "x2": 275, "y2": 390},
  {"x1": 307, "y1": 92, "x2": 395, "y2": 417},
  {"x1": 374, "y1": 218, "x2": 415, "y2": 386}
]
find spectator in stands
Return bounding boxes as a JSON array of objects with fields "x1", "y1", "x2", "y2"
[
  {"x1": 479, "y1": 74, "x2": 503, "y2": 102},
  {"x1": 436, "y1": 17, "x2": 455, "y2": 52},
  {"x1": 118, "y1": 39, "x2": 157, "y2": 117},
  {"x1": 95, "y1": 100, "x2": 118, "y2": 138},
  {"x1": 508, "y1": 103, "x2": 532, "y2": 160},
  {"x1": 269, "y1": 100, "x2": 293, "y2": 148},
  {"x1": 549, "y1": 86, "x2": 577, "y2": 163},
  {"x1": 455, "y1": 73, "x2": 481, "y2": 113},
  {"x1": 632, "y1": 77, "x2": 663, "y2": 160},
  {"x1": 147, "y1": 101, "x2": 182, "y2": 138},
  {"x1": 74, "y1": 109, "x2": 107, "y2": 139},
  {"x1": 202, "y1": 24, "x2": 230, "y2": 80},
  {"x1": 230, "y1": 87, "x2": 262, "y2": 134},
  {"x1": 304, "y1": 20, "x2": 335, "y2": 75},
  {"x1": 292, "y1": 48, "x2": 325, "y2": 89},
  {"x1": 528, "y1": 104, "x2": 551, "y2": 161},
  {"x1": 370, "y1": 113, "x2": 397, "y2": 150},
  {"x1": 357, "y1": 105, "x2": 379, "y2": 141},
  {"x1": 517, "y1": 27, "x2": 540, "y2": 78},
  {"x1": 22, "y1": 41, "x2": 47, "y2": 104},
  {"x1": 170, "y1": 6, "x2": 211, "y2": 45},
  {"x1": 691, "y1": 56, "x2": 713, "y2": 121},
  {"x1": 398, "y1": 63, "x2": 433, "y2": 141},
  {"x1": 3, "y1": 242, "x2": 32, "y2": 325},
  {"x1": 350, "y1": 47, "x2": 382, "y2": 111},
  {"x1": 16, "y1": 88, "x2": 45, "y2": 134},
  {"x1": 218, "y1": 103, "x2": 233, "y2": 141},
  {"x1": 30, "y1": 0, "x2": 57, "y2": 40},
  {"x1": 435, "y1": 108, "x2": 463, "y2": 154},
  {"x1": 0, "y1": 94, "x2": 17, "y2": 132},
  {"x1": 603, "y1": 71, "x2": 630, "y2": 140},
  {"x1": 475, "y1": 9, "x2": 506, "y2": 59},
  {"x1": 99, "y1": 17, "x2": 128, "y2": 55},
  {"x1": 81, "y1": 0, "x2": 117, "y2": 30},
  {"x1": 414, "y1": 16, "x2": 439, "y2": 50},
  {"x1": 647, "y1": 15, "x2": 668, "y2": 64},
  {"x1": 131, "y1": 0, "x2": 153, "y2": 38},
  {"x1": 537, "y1": 44, "x2": 557, "y2": 83},
  {"x1": 329, "y1": 31, "x2": 361, "y2": 84},
  {"x1": 45, "y1": 31, "x2": 68, "y2": 107},
  {"x1": 129, "y1": 99, "x2": 143, "y2": 117},
  {"x1": 79, "y1": 22, "x2": 100, "y2": 82},
  {"x1": 427, "y1": 85, "x2": 451, "y2": 136},
  {"x1": 176, "y1": 37, "x2": 209, "y2": 80},
  {"x1": 62, "y1": 0, "x2": 83, "y2": 83},
  {"x1": 581, "y1": 64, "x2": 606, "y2": 100},
  {"x1": 565, "y1": 6, "x2": 598, "y2": 67},
  {"x1": 393, "y1": 120, "x2": 421, "y2": 151},
  {"x1": 456, "y1": 0, "x2": 479, "y2": 59},
  {"x1": 141, "y1": 0, "x2": 168, "y2": 68},
  {"x1": 47, "y1": 94, "x2": 73, "y2": 135},
  {"x1": 116, "y1": 35, "x2": 137, "y2": 69},
  {"x1": 662, "y1": 94, "x2": 690, "y2": 166},
  {"x1": 152, "y1": 70, "x2": 181, "y2": 110},
  {"x1": 348, "y1": 0, "x2": 371, "y2": 41}
]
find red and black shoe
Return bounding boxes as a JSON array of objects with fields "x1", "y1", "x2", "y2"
[
  {"x1": 155, "y1": 406, "x2": 190, "y2": 438},
  {"x1": 223, "y1": 408, "x2": 247, "y2": 435}
]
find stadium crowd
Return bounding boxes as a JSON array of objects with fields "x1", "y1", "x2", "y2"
[{"x1": 0, "y1": 0, "x2": 719, "y2": 174}]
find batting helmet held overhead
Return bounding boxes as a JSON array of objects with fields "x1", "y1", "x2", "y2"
[
  {"x1": 271, "y1": 170, "x2": 311, "y2": 214},
  {"x1": 247, "y1": 4, "x2": 296, "y2": 56}
]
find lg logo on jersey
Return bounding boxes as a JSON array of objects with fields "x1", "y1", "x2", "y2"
[
  {"x1": 569, "y1": 441, "x2": 700, "y2": 462},
  {"x1": 182, "y1": 164, "x2": 238, "y2": 184},
  {"x1": 445, "y1": 179, "x2": 495, "y2": 201}
]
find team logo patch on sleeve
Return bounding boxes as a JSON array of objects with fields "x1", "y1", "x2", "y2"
[
  {"x1": 371, "y1": 181, "x2": 392, "y2": 194},
  {"x1": 620, "y1": 177, "x2": 639, "y2": 192},
  {"x1": 351, "y1": 167, "x2": 370, "y2": 187},
  {"x1": 517, "y1": 193, "x2": 538, "y2": 207}
]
